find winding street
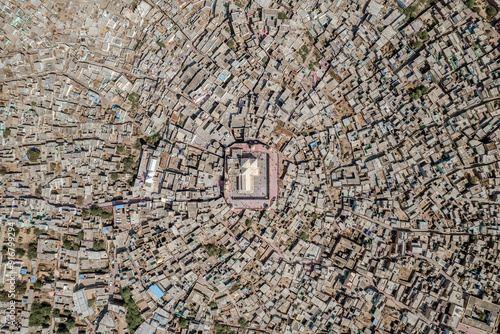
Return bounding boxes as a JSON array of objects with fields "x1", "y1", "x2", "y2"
[
  {"x1": 348, "y1": 209, "x2": 499, "y2": 237},
  {"x1": 405, "y1": 251, "x2": 463, "y2": 289}
]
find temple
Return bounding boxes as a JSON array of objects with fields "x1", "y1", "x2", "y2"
[{"x1": 224, "y1": 142, "x2": 279, "y2": 209}]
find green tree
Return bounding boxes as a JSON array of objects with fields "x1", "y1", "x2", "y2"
[
  {"x1": 52, "y1": 309, "x2": 60, "y2": 318},
  {"x1": 465, "y1": 0, "x2": 475, "y2": 8},
  {"x1": 77, "y1": 231, "x2": 84, "y2": 241},
  {"x1": 127, "y1": 93, "x2": 140, "y2": 111},
  {"x1": 468, "y1": 175, "x2": 479, "y2": 185},
  {"x1": 412, "y1": 40, "x2": 423, "y2": 49},
  {"x1": 29, "y1": 302, "x2": 52, "y2": 327},
  {"x1": 486, "y1": 6, "x2": 497, "y2": 17},
  {"x1": 298, "y1": 44, "x2": 310, "y2": 62},
  {"x1": 0, "y1": 291, "x2": 9, "y2": 302},
  {"x1": 88, "y1": 298, "x2": 96, "y2": 307},
  {"x1": 128, "y1": 169, "x2": 138, "y2": 186},
  {"x1": 219, "y1": 245, "x2": 228, "y2": 256},
  {"x1": 123, "y1": 155, "x2": 136, "y2": 172},
  {"x1": 404, "y1": 6, "x2": 417, "y2": 18},
  {"x1": 239, "y1": 317, "x2": 249, "y2": 330},
  {"x1": 278, "y1": 12, "x2": 288, "y2": 19},
  {"x1": 15, "y1": 280, "x2": 27, "y2": 295},
  {"x1": 66, "y1": 319, "x2": 76, "y2": 330},
  {"x1": 0, "y1": 166, "x2": 6, "y2": 175},
  {"x1": 205, "y1": 244, "x2": 227, "y2": 257},
  {"x1": 93, "y1": 241, "x2": 105, "y2": 251},
  {"x1": 90, "y1": 207, "x2": 103, "y2": 216},
  {"x1": 120, "y1": 288, "x2": 144, "y2": 333},
  {"x1": 205, "y1": 244, "x2": 217, "y2": 256},
  {"x1": 418, "y1": 30, "x2": 429, "y2": 41},
  {"x1": 75, "y1": 196, "x2": 84, "y2": 206},
  {"x1": 116, "y1": 146, "x2": 124, "y2": 154},
  {"x1": 229, "y1": 282, "x2": 241, "y2": 293},
  {"x1": 33, "y1": 280, "x2": 42, "y2": 290},
  {"x1": 2, "y1": 128, "x2": 10, "y2": 138},
  {"x1": 15, "y1": 248, "x2": 25, "y2": 257},
  {"x1": 101, "y1": 212, "x2": 113, "y2": 220},
  {"x1": 62, "y1": 240, "x2": 73, "y2": 250},
  {"x1": 410, "y1": 86, "x2": 430, "y2": 100},
  {"x1": 135, "y1": 138, "x2": 143, "y2": 150},
  {"x1": 305, "y1": 31, "x2": 314, "y2": 42},
  {"x1": 178, "y1": 317, "x2": 188, "y2": 328},
  {"x1": 227, "y1": 39, "x2": 236, "y2": 50},
  {"x1": 27, "y1": 148, "x2": 41, "y2": 162},
  {"x1": 57, "y1": 327, "x2": 69, "y2": 334},
  {"x1": 28, "y1": 243, "x2": 38, "y2": 260},
  {"x1": 299, "y1": 232, "x2": 309, "y2": 241},
  {"x1": 215, "y1": 323, "x2": 235, "y2": 334},
  {"x1": 147, "y1": 134, "x2": 160, "y2": 147},
  {"x1": 111, "y1": 172, "x2": 119, "y2": 181},
  {"x1": 209, "y1": 302, "x2": 217, "y2": 309}
]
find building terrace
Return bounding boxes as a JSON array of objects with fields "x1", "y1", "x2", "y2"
[{"x1": 223, "y1": 142, "x2": 279, "y2": 209}]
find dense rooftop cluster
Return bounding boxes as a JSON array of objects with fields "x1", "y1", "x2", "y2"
[{"x1": 0, "y1": 0, "x2": 500, "y2": 333}]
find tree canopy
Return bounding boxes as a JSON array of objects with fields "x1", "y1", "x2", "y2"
[
  {"x1": 239, "y1": 317, "x2": 249, "y2": 329},
  {"x1": 27, "y1": 148, "x2": 41, "y2": 162},
  {"x1": 205, "y1": 244, "x2": 228, "y2": 257},
  {"x1": 465, "y1": 0, "x2": 475, "y2": 8},
  {"x1": 418, "y1": 30, "x2": 429, "y2": 41},
  {"x1": 178, "y1": 317, "x2": 188, "y2": 328},
  {"x1": 89, "y1": 207, "x2": 113, "y2": 220},
  {"x1": 486, "y1": 6, "x2": 497, "y2": 17},
  {"x1": 123, "y1": 155, "x2": 136, "y2": 172},
  {"x1": 28, "y1": 243, "x2": 38, "y2": 260},
  {"x1": 120, "y1": 288, "x2": 144, "y2": 333},
  {"x1": 29, "y1": 302, "x2": 52, "y2": 327},
  {"x1": 409, "y1": 85, "x2": 430, "y2": 100}
]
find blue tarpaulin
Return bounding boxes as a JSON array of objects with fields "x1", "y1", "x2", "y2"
[{"x1": 149, "y1": 285, "x2": 164, "y2": 299}]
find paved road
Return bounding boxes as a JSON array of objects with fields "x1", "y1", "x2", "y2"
[
  {"x1": 406, "y1": 251, "x2": 462, "y2": 289},
  {"x1": 255, "y1": 234, "x2": 291, "y2": 263},
  {"x1": 0, "y1": 226, "x2": 5, "y2": 267},
  {"x1": 348, "y1": 209, "x2": 499, "y2": 236},
  {"x1": 226, "y1": 223, "x2": 243, "y2": 251},
  {"x1": 107, "y1": 241, "x2": 119, "y2": 305},
  {"x1": 355, "y1": 270, "x2": 438, "y2": 326},
  {"x1": 95, "y1": 197, "x2": 151, "y2": 208}
]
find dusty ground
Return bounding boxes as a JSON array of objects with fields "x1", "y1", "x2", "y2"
[
  {"x1": 116, "y1": 313, "x2": 129, "y2": 333},
  {"x1": 353, "y1": 303, "x2": 375, "y2": 331},
  {"x1": 339, "y1": 136, "x2": 353, "y2": 163}
]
